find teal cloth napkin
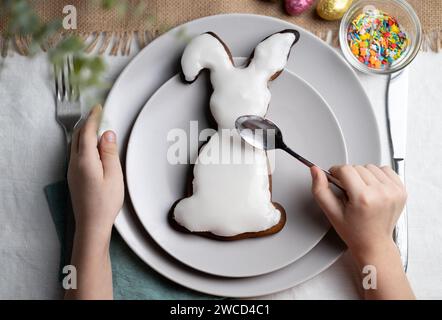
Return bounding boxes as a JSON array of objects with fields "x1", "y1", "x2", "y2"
[{"x1": 44, "y1": 180, "x2": 217, "y2": 299}]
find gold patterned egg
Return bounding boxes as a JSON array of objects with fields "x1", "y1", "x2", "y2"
[{"x1": 317, "y1": 0, "x2": 353, "y2": 21}]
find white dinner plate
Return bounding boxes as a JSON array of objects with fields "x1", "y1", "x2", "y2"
[
  {"x1": 125, "y1": 64, "x2": 347, "y2": 278},
  {"x1": 102, "y1": 14, "x2": 381, "y2": 297}
]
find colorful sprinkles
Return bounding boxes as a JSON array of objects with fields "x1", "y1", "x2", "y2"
[{"x1": 347, "y1": 9, "x2": 409, "y2": 69}]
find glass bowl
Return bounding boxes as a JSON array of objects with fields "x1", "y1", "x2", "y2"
[{"x1": 339, "y1": 0, "x2": 422, "y2": 75}]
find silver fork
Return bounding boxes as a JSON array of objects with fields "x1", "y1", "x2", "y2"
[
  {"x1": 54, "y1": 56, "x2": 82, "y2": 150},
  {"x1": 54, "y1": 56, "x2": 82, "y2": 267}
]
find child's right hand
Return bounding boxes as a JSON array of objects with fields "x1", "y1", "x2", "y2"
[
  {"x1": 311, "y1": 164, "x2": 414, "y2": 299},
  {"x1": 310, "y1": 164, "x2": 407, "y2": 258}
]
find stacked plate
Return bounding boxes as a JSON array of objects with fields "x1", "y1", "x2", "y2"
[{"x1": 102, "y1": 14, "x2": 381, "y2": 297}]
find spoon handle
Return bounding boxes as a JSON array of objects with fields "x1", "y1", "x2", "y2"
[
  {"x1": 323, "y1": 170, "x2": 345, "y2": 191},
  {"x1": 282, "y1": 146, "x2": 345, "y2": 192}
]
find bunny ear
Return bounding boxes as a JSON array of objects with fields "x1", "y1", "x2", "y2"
[
  {"x1": 247, "y1": 30, "x2": 300, "y2": 81},
  {"x1": 181, "y1": 32, "x2": 234, "y2": 83}
]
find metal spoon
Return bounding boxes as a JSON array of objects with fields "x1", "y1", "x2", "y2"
[{"x1": 235, "y1": 115, "x2": 345, "y2": 191}]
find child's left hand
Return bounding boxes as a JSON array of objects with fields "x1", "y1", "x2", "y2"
[
  {"x1": 68, "y1": 104, "x2": 124, "y2": 242},
  {"x1": 65, "y1": 105, "x2": 124, "y2": 300}
]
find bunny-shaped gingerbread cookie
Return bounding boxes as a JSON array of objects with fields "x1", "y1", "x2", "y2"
[{"x1": 172, "y1": 30, "x2": 300, "y2": 240}]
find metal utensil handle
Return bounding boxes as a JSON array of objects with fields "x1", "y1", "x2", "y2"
[
  {"x1": 284, "y1": 146, "x2": 345, "y2": 191},
  {"x1": 393, "y1": 159, "x2": 408, "y2": 272},
  {"x1": 323, "y1": 170, "x2": 345, "y2": 191},
  {"x1": 63, "y1": 132, "x2": 76, "y2": 267}
]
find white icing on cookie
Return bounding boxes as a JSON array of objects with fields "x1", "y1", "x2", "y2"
[
  {"x1": 181, "y1": 32, "x2": 298, "y2": 129},
  {"x1": 174, "y1": 31, "x2": 298, "y2": 237},
  {"x1": 174, "y1": 131, "x2": 281, "y2": 237}
]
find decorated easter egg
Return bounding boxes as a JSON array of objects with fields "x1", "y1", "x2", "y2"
[
  {"x1": 285, "y1": 0, "x2": 315, "y2": 16},
  {"x1": 317, "y1": 0, "x2": 353, "y2": 20}
]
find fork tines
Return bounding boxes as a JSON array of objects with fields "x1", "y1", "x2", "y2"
[{"x1": 54, "y1": 56, "x2": 78, "y2": 102}]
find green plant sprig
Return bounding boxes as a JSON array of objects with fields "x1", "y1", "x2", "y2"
[{"x1": 0, "y1": 0, "x2": 136, "y2": 92}]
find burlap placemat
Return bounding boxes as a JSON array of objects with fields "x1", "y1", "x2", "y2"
[{"x1": 1, "y1": 0, "x2": 441, "y2": 56}]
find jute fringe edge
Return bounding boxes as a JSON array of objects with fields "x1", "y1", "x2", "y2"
[
  {"x1": 1, "y1": 29, "x2": 441, "y2": 57},
  {"x1": 0, "y1": 30, "x2": 157, "y2": 57}
]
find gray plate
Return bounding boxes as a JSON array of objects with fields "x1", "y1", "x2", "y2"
[
  {"x1": 125, "y1": 65, "x2": 347, "y2": 278},
  {"x1": 102, "y1": 14, "x2": 380, "y2": 297}
]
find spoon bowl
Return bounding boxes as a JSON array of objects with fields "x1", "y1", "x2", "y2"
[
  {"x1": 235, "y1": 115, "x2": 281, "y2": 151},
  {"x1": 235, "y1": 115, "x2": 345, "y2": 191}
]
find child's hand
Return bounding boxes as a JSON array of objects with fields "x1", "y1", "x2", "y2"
[
  {"x1": 65, "y1": 105, "x2": 123, "y2": 299},
  {"x1": 68, "y1": 105, "x2": 124, "y2": 242},
  {"x1": 311, "y1": 165, "x2": 414, "y2": 299},
  {"x1": 310, "y1": 165, "x2": 407, "y2": 256}
]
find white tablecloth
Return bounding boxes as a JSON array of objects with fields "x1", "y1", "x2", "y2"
[{"x1": 0, "y1": 48, "x2": 441, "y2": 299}]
